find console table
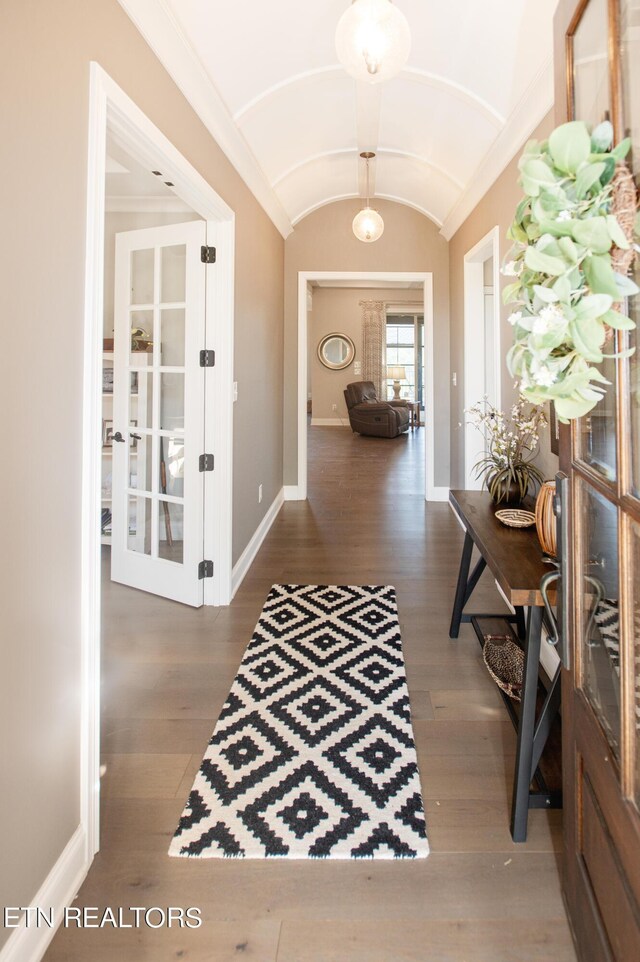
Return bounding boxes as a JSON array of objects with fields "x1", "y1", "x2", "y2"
[{"x1": 448, "y1": 490, "x2": 562, "y2": 842}]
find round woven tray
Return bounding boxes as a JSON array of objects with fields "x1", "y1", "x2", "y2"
[
  {"x1": 495, "y1": 508, "x2": 536, "y2": 528},
  {"x1": 483, "y1": 635, "x2": 524, "y2": 701}
]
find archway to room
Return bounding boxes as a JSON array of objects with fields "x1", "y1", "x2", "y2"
[{"x1": 295, "y1": 271, "x2": 442, "y2": 503}]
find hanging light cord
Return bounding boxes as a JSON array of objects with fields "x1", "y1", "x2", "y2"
[{"x1": 361, "y1": 151, "x2": 375, "y2": 207}]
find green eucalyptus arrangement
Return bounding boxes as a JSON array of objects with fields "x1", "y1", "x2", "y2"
[{"x1": 503, "y1": 120, "x2": 639, "y2": 421}]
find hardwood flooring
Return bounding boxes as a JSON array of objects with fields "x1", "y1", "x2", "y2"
[{"x1": 44, "y1": 426, "x2": 576, "y2": 961}]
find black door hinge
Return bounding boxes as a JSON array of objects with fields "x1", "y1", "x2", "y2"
[
  {"x1": 201, "y1": 246, "x2": 216, "y2": 264},
  {"x1": 200, "y1": 349, "x2": 215, "y2": 367},
  {"x1": 198, "y1": 560, "x2": 214, "y2": 579},
  {"x1": 199, "y1": 454, "x2": 214, "y2": 472}
]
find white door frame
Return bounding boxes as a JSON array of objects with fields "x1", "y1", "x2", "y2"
[
  {"x1": 294, "y1": 271, "x2": 448, "y2": 502},
  {"x1": 463, "y1": 226, "x2": 501, "y2": 489},
  {"x1": 82, "y1": 63, "x2": 235, "y2": 857}
]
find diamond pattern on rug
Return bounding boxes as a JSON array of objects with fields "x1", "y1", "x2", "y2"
[{"x1": 169, "y1": 584, "x2": 429, "y2": 860}]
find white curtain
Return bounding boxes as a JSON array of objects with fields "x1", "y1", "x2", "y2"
[{"x1": 360, "y1": 299, "x2": 386, "y2": 400}]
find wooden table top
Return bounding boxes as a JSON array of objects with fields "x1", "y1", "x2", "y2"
[{"x1": 449, "y1": 489, "x2": 554, "y2": 607}]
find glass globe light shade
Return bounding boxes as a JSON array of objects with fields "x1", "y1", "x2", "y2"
[
  {"x1": 335, "y1": 0, "x2": 411, "y2": 84},
  {"x1": 352, "y1": 206, "x2": 385, "y2": 243}
]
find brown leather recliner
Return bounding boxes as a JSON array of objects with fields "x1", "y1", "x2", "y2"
[{"x1": 343, "y1": 381, "x2": 410, "y2": 438}]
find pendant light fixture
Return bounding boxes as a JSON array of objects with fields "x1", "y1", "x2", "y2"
[
  {"x1": 335, "y1": 0, "x2": 411, "y2": 85},
  {"x1": 352, "y1": 152, "x2": 384, "y2": 243}
]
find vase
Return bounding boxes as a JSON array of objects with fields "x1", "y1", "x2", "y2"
[
  {"x1": 487, "y1": 473, "x2": 522, "y2": 505},
  {"x1": 535, "y1": 480, "x2": 557, "y2": 557}
]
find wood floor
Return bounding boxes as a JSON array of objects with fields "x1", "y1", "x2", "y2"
[{"x1": 45, "y1": 426, "x2": 577, "y2": 962}]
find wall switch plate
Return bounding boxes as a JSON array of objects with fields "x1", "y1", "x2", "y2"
[
  {"x1": 332, "y1": 403, "x2": 337, "y2": 411},
  {"x1": 354, "y1": 361, "x2": 362, "y2": 375},
  {"x1": 452, "y1": 372, "x2": 457, "y2": 386},
  {"x1": 258, "y1": 484, "x2": 263, "y2": 504},
  {"x1": 233, "y1": 381, "x2": 238, "y2": 402}
]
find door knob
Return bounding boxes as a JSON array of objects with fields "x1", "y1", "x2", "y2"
[{"x1": 112, "y1": 432, "x2": 126, "y2": 443}]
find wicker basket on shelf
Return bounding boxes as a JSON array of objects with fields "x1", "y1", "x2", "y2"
[{"x1": 483, "y1": 634, "x2": 524, "y2": 701}]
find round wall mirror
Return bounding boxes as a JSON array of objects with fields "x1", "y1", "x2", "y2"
[{"x1": 317, "y1": 333, "x2": 356, "y2": 370}]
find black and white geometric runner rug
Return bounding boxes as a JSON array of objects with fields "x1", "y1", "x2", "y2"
[{"x1": 169, "y1": 585, "x2": 429, "y2": 860}]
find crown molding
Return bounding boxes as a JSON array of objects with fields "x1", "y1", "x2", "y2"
[
  {"x1": 116, "y1": 0, "x2": 293, "y2": 238},
  {"x1": 439, "y1": 56, "x2": 554, "y2": 241}
]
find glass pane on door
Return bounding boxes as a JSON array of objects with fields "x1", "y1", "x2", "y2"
[
  {"x1": 161, "y1": 244, "x2": 187, "y2": 302},
  {"x1": 159, "y1": 437, "x2": 184, "y2": 498},
  {"x1": 578, "y1": 480, "x2": 621, "y2": 761},
  {"x1": 130, "y1": 248, "x2": 155, "y2": 304},
  {"x1": 160, "y1": 373, "x2": 185, "y2": 432},
  {"x1": 571, "y1": 0, "x2": 610, "y2": 125},
  {"x1": 130, "y1": 434, "x2": 152, "y2": 493},
  {"x1": 158, "y1": 501, "x2": 184, "y2": 564},
  {"x1": 576, "y1": 353, "x2": 617, "y2": 482},
  {"x1": 127, "y1": 496, "x2": 152, "y2": 555},
  {"x1": 130, "y1": 310, "x2": 154, "y2": 353},
  {"x1": 160, "y1": 309, "x2": 186, "y2": 366}
]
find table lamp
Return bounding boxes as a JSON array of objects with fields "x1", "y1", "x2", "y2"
[{"x1": 387, "y1": 365, "x2": 406, "y2": 399}]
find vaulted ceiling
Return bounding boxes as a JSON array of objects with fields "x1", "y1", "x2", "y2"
[{"x1": 119, "y1": 0, "x2": 558, "y2": 238}]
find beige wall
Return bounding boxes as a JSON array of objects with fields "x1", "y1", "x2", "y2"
[
  {"x1": 285, "y1": 199, "x2": 450, "y2": 486},
  {"x1": 309, "y1": 287, "x2": 423, "y2": 421},
  {"x1": 448, "y1": 112, "x2": 560, "y2": 488},
  {"x1": 0, "y1": 0, "x2": 283, "y2": 942}
]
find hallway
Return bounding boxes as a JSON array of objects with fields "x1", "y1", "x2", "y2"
[{"x1": 45, "y1": 426, "x2": 575, "y2": 961}]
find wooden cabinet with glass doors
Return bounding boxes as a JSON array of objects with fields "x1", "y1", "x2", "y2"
[{"x1": 555, "y1": 0, "x2": 640, "y2": 958}]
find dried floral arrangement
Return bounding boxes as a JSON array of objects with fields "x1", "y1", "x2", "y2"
[
  {"x1": 467, "y1": 397, "x2": 547, "y2": 503},
  {"x1": 503, "y1": 120, "x2": 639, "y2": 421}
]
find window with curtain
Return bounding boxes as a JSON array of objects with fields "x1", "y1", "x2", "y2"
[{"x1": 385, "y1": 314, "x2": 424, "y2": 405}]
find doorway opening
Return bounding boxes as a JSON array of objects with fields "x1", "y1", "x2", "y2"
[
  {"x1": 296, "y1": 271, "x2": 447, "y2": 502},
  {"x1": 463, "y1": 227, "x2": 501, "y2": 489},
  {"x1": 82, "y1": 63, "x2": 235, "y2": 859}
]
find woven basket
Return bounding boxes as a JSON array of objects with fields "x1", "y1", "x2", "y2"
[
  {"x1": 495, "y1": 508, "x2": 536, "y2": 528},
  {"x1": 483, "y1": 635, "x2": 524, "y2": 701},
  {"x1": 535, "y1": 481, "x2": 557, "y2": 558}
]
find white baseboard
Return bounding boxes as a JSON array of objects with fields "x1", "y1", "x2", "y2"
[
  {"x1": 0, "y1": 825, "x2": 89, "y2": 962},
  {"x1": 283, "y1": 485, "x2": 302, "y2": 501},
  {"x1": 231, "y1": 488, "x2": 284, "y2": 597},
  {"x1": 310, "y1": 418, "x2": 349, "y2": 427},
  {"x1": 426, "y1": 486, "x2": 450, "y2": 503}
]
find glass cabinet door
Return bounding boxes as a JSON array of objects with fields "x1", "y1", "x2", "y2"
[
  {"x1": 561, "y1": 2, "x2": 640, "y2": 956},
  {"x1": 577, "y1": 480, "x2": 621, "y2": 760}
]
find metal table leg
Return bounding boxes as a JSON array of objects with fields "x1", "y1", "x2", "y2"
[
  {"x1": 449, "y1": 532, "x2": 487, "y2": 639},
  {"x1": 449, "y1": 531, "x2": 473, "y2": 638},
  {"x1": 510, "y1": 605, "x2": 544, "y2": 842}
]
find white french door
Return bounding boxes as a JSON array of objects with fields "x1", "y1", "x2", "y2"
[{"x1": 111, "y1": 220, "x2": 207, "y2": 607}]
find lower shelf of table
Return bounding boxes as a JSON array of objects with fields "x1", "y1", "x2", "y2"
[{"x1": 470, "y1": 614, "x2": 563, "y2": 802}]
